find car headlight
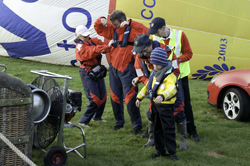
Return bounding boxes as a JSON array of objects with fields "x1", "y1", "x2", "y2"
[{"x1": 210, "y1": 75, "x2": 218, "y2": 84}]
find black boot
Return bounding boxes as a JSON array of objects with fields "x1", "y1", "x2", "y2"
[
  {"x1": 169, "y1": 154, "x2": 179, "y2": 161},
  {"x1": 150, "y1": 151, "x2": 168, "y2": 158},
  {"x1": 190, "y1": 132, "x2": 200, "y2": 142}
]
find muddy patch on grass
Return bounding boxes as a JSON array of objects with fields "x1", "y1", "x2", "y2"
[{"x1": 206, "y1": 151, "x2": 225, "y2": 158}]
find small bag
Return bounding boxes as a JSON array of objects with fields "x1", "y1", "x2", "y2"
[{"x1": 88, "y1": 65, "x2": 107, "y2": 80}]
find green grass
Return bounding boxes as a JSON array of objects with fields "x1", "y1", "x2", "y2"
[{"x1": 1, "y1": 56, "x2": 250, "y2": 166}]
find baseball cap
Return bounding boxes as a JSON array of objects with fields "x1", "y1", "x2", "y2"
[
  {"x1": 132, "y1": 34, "x2": 150, "y2": 53},
  {"x1": 75, "y1": 25, "x2": 90, "y2": 36},
  {"x1": 148, "y1": 17, "x2": 165, "y2": 34}
]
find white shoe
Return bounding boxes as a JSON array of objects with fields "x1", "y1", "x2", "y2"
[{"x1": 79, "y1": 123, "x2": 90, "y2": 127}]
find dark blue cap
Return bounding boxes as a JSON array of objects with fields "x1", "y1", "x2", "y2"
[
  {"x1": 132, "y1": 33, "x2": 150, "y2": 53},
  {"x1": 148, "y1": 17, "x2": 165, "y2": 34}
]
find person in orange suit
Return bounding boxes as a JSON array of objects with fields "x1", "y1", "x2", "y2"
[
  {"x1": 75, "y1": 25, "x2": 113, "y2": 127},
  {"x1": 94, "y1": 10, "x2": 148, "y2": 135}
]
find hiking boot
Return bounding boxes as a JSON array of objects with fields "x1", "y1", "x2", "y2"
[
  {"x1": 113, "y1": 125, "x2": 123, "y2": 130},
  {"x1": 79, "y1": 123, "x2": 90, "y2": 128},
  {"x1": 190, "y1": 133, "x2": 200, "y2": 142},
  {"x1": 150, "y1": 151, "x2": 168, "y2": 158},
  {"x1": 169, "y1": 154, "x2": 179, "y2": 161},
  {"x1": 134, "y1": 129, "x2": 141, "y2": 135}
]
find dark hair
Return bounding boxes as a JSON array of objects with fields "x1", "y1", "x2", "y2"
[
  {"x1": 109, "y1": 10, "x2": 126, "y2": 23},
  {"x1": 145, "y1": 40, "x2": 153, "y2": 48}
]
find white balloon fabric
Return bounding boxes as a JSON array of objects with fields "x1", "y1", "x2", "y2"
[{"x1": 0, "y1": 0, "x2": 110, "y2": 67}]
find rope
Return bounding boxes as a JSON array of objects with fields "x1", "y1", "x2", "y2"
[{"x1": 0, "y1": 132, "x2": 37, "y2": 166}]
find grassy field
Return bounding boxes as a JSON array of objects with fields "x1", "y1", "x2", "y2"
[{"x1": 1, "y1": 56, "x2": 250, "y2": 166}]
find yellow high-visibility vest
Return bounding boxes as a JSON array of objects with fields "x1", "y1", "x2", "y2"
[
  {"x1": 144, "y1": 61, "x2": 152, "y2": 72},
  {"x1": 150, "y1": 29, "x2": 191, "y2": 78}
]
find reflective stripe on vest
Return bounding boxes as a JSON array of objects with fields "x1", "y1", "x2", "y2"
[
  {"x1": 169, "y1": 29, "x2": 190, "y2": 78},
  {"x1": 151, "y1": 30, "x2": 190, "y2": 78}
]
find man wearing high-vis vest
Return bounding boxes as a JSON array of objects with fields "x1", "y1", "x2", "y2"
[
  {"x1": 94, "y1": 10, "x2": 148, "y2": 135},
  {"x1": 148, "y1": 17, "x2": 200, "y2": 142}
]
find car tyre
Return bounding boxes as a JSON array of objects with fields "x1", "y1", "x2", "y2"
[{"x1": 222, "y1": 88, "x2": 250, "y2": 121}]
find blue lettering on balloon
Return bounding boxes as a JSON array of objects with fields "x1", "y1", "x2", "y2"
[
  {"x1": 22, "y1": 0, "x2": 38, "y2": 2},
  {"x1": 143, "y1": 0, "x2": 156, "y2": 8},
  {"x1": 218, "y1": 38, "x2": 228, "y2": 61},
  {"x1": 141, "y1": 9, "x2": 153, "y2": 19},
  {"x1": 62, "y1": 7, "x2": 92, "y2": 32},
  {"x1": 141, "y1": 0, "x2": 156, "y2": 20}
]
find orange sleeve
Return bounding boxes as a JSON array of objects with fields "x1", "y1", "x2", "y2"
[
  {"x1": 92, "y1": 37, "x2": 111, "y2": 53},
  {"x1": 179, "y1": 32, "x2": 193, "y2": 62},
  {"x1": 75, "y1": 43, "x2": 109, "y2": 62},
  {"x1": 129, "y1": 19, "x2": 149, "y2": 35},
  {"x1": 140, "y1": 74, "x2": 149, "y2": 85},
  {"x1": 94, "y1": 17, "x2": 115, "y2": 40},
  {"x1": 134, "y1": 55, "x2": 149, "y2": 85}
]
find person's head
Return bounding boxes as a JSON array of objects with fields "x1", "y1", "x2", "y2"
[
  {"x1": 109, "y1": 10, "x2": 127, "y2": 28},
  {"x1": 150, "y1": 47, "x2": 171, "y2": 71},
  {"x1": 148, "y1": 17, "x2": 168, "y2": 37},
  {"x1": 132, "y1": 34, "x2": 153, "y2": 57},
  {"x1": 75, "y1": 25, "x2": 90, "y2": 42}
]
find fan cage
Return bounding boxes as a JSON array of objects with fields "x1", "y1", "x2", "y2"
[{"x1": 31, "y1": 76, "x2": 63, "y2": 149}]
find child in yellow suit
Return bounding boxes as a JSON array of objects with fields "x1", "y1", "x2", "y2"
[{"x1": 135, "y1": 47, "x2": 179, "y2": 161}]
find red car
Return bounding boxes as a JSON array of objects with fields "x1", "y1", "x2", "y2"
[{"x1": 207, "y1": 68, "x2": 250, "y2": 121}]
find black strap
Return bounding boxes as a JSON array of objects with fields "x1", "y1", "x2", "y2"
[{"x1": 118, "y1": 41, "x2": 134, "y2": 46}]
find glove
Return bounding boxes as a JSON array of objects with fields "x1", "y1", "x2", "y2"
[
  {"x1": 108, "y1": 39, "x2": 115, "y2": 47},
  {"x1": 132, "y1": 77, "x2": 139, "y2": 86},
  {"x1": 135, "y1": 99, "x2": 140, "y2": 108},
  {"x1": 155, "y1": 95, "x2": 163, "y2": 104},
  {"x1": 120, "y1": 21, "x2": 129, "y2": 28},
  {"x1": 100, "y1": 18, "x2": 107, "y2": 27}
]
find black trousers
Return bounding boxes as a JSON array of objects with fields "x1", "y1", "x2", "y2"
[
  {"x1": 181, "y1": 76, "x2": 197, "y2": 135},
  {"x1": 151, "y1": 103, "x2": 176, "y2": 155}
]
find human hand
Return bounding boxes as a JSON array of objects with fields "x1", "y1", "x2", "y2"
[
  {"x1": 120, "y1": 21, "x2": 129, "y2": 28},
  {"x1": 132, "y1": 77, "x2": 139, "y2": 86},
  {"x1": 135, "y1": 99, "x2": 140, "y2": 108},
  {"x1": 154, "y1": 95, "x2": 163, "y2": 104},
  {"x1": 108, "y1": 39, "x2": 115, "y2": 47},
  {"x1": 100, "y1": 18, "x2": 107, "y2": 27}
]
